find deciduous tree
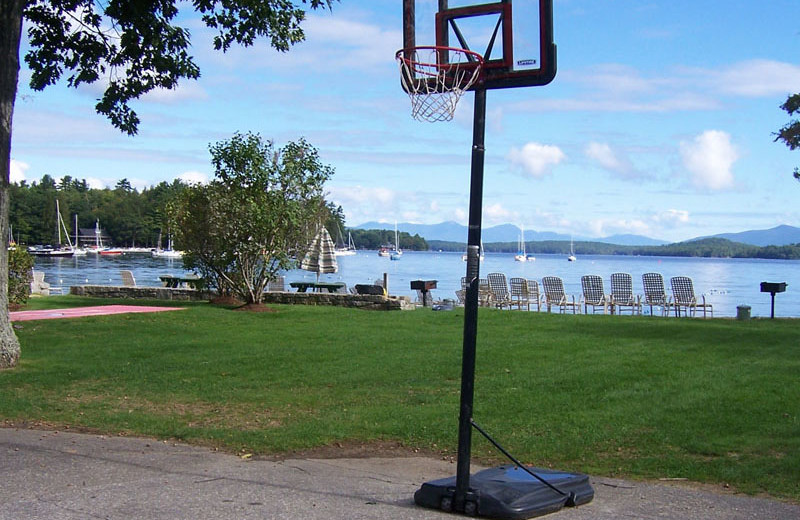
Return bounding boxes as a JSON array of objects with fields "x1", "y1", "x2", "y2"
[
  {"x1": 775, "y1": 93, "x2": 800, "y2": 181},
  {"x1": 169, "y1": 133, "x2": 332, "y2": 305},
  {"x1": 0, "y1": 0, "x2": 336, "y2": 368}
]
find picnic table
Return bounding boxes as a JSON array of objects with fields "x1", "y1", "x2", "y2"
[
  {"x1": 159, "y1": 275, "x2": 203, "y2": 289},
  {"x1": 290, "y1": 281, "x2": 346, "y2": 293}
]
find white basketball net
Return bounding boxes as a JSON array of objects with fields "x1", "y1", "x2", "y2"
[{"x1": 396, "y1": 47, "x2": 484, "y2": 122}]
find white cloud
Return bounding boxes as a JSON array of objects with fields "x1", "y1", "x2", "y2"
[
  {"x1": 711, "y1": 60, "x2": 800, "y2": 97},
  {"x1": 143, "y1": 82, "x2": 209, "y2": 104},
  {"x1": 484, "y1": 203, "x2": 513, "y2": 224},
  {"x1": 327, "y1": 185, "x2": 397, "y2": 224},
  {"x1": 587, "y1": 217, "x2": 651, "y2": 238},
  {"x1": 304, "y1": 16, "x2": 400, "y2": 68},
  {"x1": 513, "y1": 59, "x2": 800, "y2": 116},
  {"x1": 177, "y1": 171, "x2": 209, "y2": 185},
  {"x1": 680, "y1": 130, "x2": 738, "y2": 190},
  {"x1": 507, "y1": 142, "x2": 566, "y2": 178},
  {"x1": 208, "y1": 14, "x2": 401, "y2": 72},
  {"x1": 584, "y1": 141, "x2": 636, "y2": 177},
  {"x1": 653, "y1": 209, "x2": 690, "y2": 226},
  {"x1": 329, "y1": 185, "x2": 395, "y2": 206},
  {"x1": 85, "y1": 177, "x2": 107, "y2": 189},
  {"x1": 581, "y1": 64, "x2": 661, "y2": 96},
  {"x1": 10, "y1": 160, "x2": 28, "y2": 183}
]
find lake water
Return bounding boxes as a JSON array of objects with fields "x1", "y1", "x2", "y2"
[{"x1": 32, "y1": 251, "x2": 800, "y2": 318}]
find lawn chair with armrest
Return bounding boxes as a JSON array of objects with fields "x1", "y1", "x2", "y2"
[
  {"x1": 610, "y1": 272, "x2": 641, "y2": 315},
  {"x1": 509, "y1": 277, "x2": 531, "y2": 311},
  {"x1": 581, "y1": 275, "x2": 611, "y2": 314},
  {"x1": 642, "y1": 272, "x2": 672, "y2": 317},
  {"x1": 487, "y1": 273, "x2": 512, "y2": 309},
  {"x1": 541, "y1": 276, "x2": 579, "y2": 314},
  {"x1": 670, "y1": 276, "x2": 714, "y2": 318},
  {"x1": 526, "y1": 279, "x2": 542, "y2": 312}
]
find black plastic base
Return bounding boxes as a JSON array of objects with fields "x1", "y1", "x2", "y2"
[{"x1": 414, "y1": 465, "x2": 594, "y2": 519}]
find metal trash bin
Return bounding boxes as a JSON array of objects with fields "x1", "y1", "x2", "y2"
[{"x1": 736, "y1": 305, "x2": 751, "y2": 321}]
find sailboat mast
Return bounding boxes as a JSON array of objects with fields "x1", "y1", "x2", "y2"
[{"x1": 56, "y1": 200, "x2": 61, "y2": 246}]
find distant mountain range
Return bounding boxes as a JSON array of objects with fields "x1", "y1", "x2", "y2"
[
  {"x1": 354, "y1": 221, "x2": 800, "y2": 247},
  {"x1": 692, "y1": 225, "x2": 800, "y2": 247}
]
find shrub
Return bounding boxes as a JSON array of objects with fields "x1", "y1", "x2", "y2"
[{"x1": 8, "y1": 247, "x2": 33, "y2": 305}]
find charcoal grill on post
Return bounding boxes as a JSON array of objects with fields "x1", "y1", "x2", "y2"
[
  {"x1": 411, "y1": 280, "x2": 437, "y2": 307},
  {"x1": 760, "y1": 282, "x2": 787, "y2": 319}
]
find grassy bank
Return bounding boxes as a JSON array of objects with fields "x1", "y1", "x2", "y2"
[{"x1": 3, "y1": 296, "x2": 799, "y2": 500}]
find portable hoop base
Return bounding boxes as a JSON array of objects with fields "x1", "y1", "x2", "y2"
[{"x1": 415, "y1": 465, "x2": 594, "y2": 519}]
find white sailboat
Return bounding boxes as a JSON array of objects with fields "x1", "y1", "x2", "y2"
[
  {"x1": 71, "y1": 214, "x2": 87, "y2": 256},
  {"x1": 514, "y1": 225, "x2": 527, "y2": 262},
  {"x1": 86, "y1": 219, "x2": 103, "y2": 253},
  {"x1": 334, "y1": 230, "x2": 357, "y2": 256},
  {"x1": 390, "y1": 222, "x2": 403, "y2": 260},
  {"x1": 30, "y1": 200, "x2": 74, "y2": 257},
  {"x1": 87, "y1": 219, "x2": 123, "y2": 255},
  {"x1": 152, "y1": 229, "x2": 183, "y2": 258},
  {"x1": 568, "y1": 235, "x2": 576, "y2": 262}
]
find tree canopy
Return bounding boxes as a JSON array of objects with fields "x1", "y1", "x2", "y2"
[
  {"x1": 10, "y1": 175, "x2": 188, "y2": 247},
  {"x1": 775, "y1": 93, "x2": 800, "y2": 181},
  {"x1": 169, "y1": 133, "x2": 333, "y2": 304},
  {"x1": 22, "y1": 0, "x2": 334, "y2": 135}
]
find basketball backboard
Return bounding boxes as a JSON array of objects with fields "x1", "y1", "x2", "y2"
[{"x1": 401, "y1": 0, "x2": 556, "y2": 91}]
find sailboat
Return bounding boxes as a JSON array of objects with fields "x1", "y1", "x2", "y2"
[
  {"x1": 88, "y1": 219, "x2": 122, "y2": 255},
  {"x1": 390, "y1": 222, "x2": 403, "y2": 260},
  {"x1": 334, "y1": 230, "x2": 357, "y2": 256},
  {"x1": 514, "y1": 225, "x2": 527, "y2": 262},
  {"x1": 71, "y1": 215, "x2": 87, "y2": 256},
  {"x1": 567, "y1": 235, "x2": 576, "y2": 262},
  {"x1": 30, "y1": 200, "x2": 74, "y2": 257},
  {"x1": 152, "y1": 229, "x2": 183, "y2": 258}
]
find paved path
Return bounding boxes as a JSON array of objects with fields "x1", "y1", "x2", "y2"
[
  {"x1": 2, "y1": 428, "x2": 798, "y2": 519},
  {"x1": 9, "y1": 305, "x2": 184, "y2": 322}
]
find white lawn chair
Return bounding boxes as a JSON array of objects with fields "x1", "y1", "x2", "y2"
[{"x1": 541, "y1": 276, "x2": 579, "y2": 314}]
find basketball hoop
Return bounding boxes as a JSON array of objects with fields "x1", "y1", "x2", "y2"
[{"x1": 396, "y1": 46, "x2": 484, "y2": 122}]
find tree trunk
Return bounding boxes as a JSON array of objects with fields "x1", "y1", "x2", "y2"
[{"x1": 0, "y1": 0, "x2": 24, "y2": 369}]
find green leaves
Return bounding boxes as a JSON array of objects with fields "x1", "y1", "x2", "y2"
[
  {"x1": 22, "y1": 0, "x2": 336, "y2": 134},
  {"x1": 776, "y1": 93, "x2": 800, "y2": 180},
  {"x1": 170, "y1": 134, "x2": 333, "y2": 304}
]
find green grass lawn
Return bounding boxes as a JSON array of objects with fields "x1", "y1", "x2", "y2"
[{"x1": 3, "y1": 296, "x2": 799, "y2": 500}]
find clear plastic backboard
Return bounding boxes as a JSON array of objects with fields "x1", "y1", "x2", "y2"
[{"x1": 401, "y1": 0, "x2": 556, "y2": 91}]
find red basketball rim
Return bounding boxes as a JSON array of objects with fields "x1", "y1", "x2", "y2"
[{"x1": 395, "y1": 46, "x2": 485, "y2": 71}]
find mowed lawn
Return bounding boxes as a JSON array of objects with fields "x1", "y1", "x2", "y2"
[{"x1": 3, "y1": 296, "x2": 799, "y2": 501}]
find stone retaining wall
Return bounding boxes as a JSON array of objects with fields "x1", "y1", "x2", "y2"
[
  {"x1": 69, "y1": 286, "x2": 413, "y2": 311},
  {"x1": 260, "y1": 291, "x2": 412, "y2": 310},
  {"x1": 70, "y1": 285, "x2": 211, "y2": 301}
]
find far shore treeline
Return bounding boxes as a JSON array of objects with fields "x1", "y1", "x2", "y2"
[
  {"x1": 9, "y1": 174, "x2": 429, "y2": 252},
  {"x1": 427, "y1": 237, "x2": 800, "y2": 260},
  {"x1": 11, "y1": 175, "x2": 800, "y2": 259}
]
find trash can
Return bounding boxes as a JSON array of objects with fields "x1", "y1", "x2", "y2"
[{"x1": 736, "y1": 305, "x2": 751, "y2": 321}]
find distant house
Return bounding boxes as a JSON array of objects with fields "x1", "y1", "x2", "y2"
[{"x1": 77, "y1": 225, "x2": 112, "y2": 248}]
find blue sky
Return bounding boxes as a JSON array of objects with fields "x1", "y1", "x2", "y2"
[{"x1": 10, "y1": 0, "x2": 800, "y2": 243}]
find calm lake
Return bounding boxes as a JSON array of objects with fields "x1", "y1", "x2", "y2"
[{"x1": 32, "y1": 251, "x2": 800, "y2": 319}]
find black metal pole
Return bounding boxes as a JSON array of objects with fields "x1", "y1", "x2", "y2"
[
  {"x1": 771, "y1": 292, "x2": 776, "y2": 319},
  {"x1": 454, "y1": 85, "x2": 487, "y2": 513}
]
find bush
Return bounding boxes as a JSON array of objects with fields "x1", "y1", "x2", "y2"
[{"x1": 8, "y1": 247, "x2": 33, "y2": 305}]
